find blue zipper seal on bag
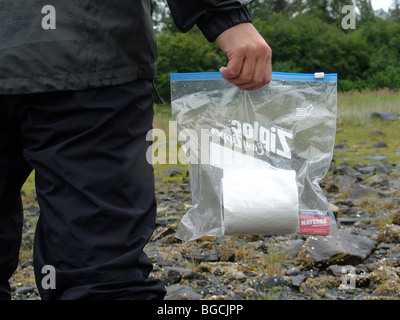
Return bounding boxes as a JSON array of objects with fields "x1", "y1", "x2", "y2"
[{"x1": 170, "y1": 71, "x2": 337, "y2": 82}]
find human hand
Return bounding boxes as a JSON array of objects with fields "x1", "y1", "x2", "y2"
[{"x1": 215, "y1": 22, "x2": 272, "y2": 91}]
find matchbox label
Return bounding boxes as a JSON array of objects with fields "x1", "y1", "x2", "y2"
[{"x1": 299, "y1": 210, "x2": 330, "y2": 235}]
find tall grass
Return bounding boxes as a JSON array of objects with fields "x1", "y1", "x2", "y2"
[
  {"x1": 337, "y1": 88, "x2": 400, "y2": 127},
  {"x1": 151, "y1": 103, "x2": 189, "y2": 179},
  {"x1": 335, "y1": 88, "x2": 400, "y2": 164}
]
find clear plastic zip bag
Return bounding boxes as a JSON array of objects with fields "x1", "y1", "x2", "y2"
[{"x1": 170, "y1": 72, "x2": 338, "y2": 241}]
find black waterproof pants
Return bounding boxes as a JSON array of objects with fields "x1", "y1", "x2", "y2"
[{"x1": 0, "y1": 80, "x2": 166, "y2": 300}]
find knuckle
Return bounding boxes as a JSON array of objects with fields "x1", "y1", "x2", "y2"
[
  {"x1": 247, "y1": 43, "x2": 259, "y2": 55},
  {"x1": 241, "y1": 74, "x2": 253, "y2": 83},
  {"x1": 255, "y1": 41, "x2": 271, "y2": 56},
  {"x1": 253, "y1": 75, "x2": 264, "y2": 85},
  {"x1": 227, "y1": 68, "x2": 241, "y2": 79}
]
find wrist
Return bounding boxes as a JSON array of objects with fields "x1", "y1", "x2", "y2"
[{"x1": 196, "y1": 7, "x2": 252, "y2": 42}]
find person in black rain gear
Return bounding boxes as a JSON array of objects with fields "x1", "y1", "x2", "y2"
[{"x1": 0, "y1": 0, "x2": 271, "y2": 299}]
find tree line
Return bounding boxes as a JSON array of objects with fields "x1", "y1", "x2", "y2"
[{"x1": 151, "y1": 0, "x2": 400, "y2": 101}]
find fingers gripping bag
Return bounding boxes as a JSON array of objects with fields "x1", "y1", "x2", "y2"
[{"x1": 170, "y1": 72, "x2": 338, "y2": 241}]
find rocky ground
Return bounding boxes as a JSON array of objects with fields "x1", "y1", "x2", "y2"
[
  {"x1": 10, "y1": 116, "x2": 400, "y2": 301},
  {"x1": 148, "y1": 156, "x2": 400, "y2": 301}
]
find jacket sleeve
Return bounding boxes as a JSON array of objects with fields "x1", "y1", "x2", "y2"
[{"x1": 166, "y1": 0, "x2": 253, "y2": 42}]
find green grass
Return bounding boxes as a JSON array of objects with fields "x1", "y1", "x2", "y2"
[
  {"x1": 335, "y1": 89, "x2": 400, "y2": 166},
  {"x1": 337, "y1": 89, "x2": 400, "y2": 127},
  {"x1": 151, "y1": 103, "x2": 189, "y2": 180}
]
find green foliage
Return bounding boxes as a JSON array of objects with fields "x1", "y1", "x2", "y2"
[
  {"x1": 154, "y1": 1, "x2": 400, "y2": 103},
  {"x1": 155, "y1": 28, "x2": 226, "y2": 101}
]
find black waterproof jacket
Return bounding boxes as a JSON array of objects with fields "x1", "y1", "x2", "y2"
[{"x1": 0, "y1": 0, "x2": 252, "y2": 95}]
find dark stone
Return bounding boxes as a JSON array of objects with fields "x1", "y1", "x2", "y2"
[
  {"x1": 252, "y1": 274, "x2": 287, "y2": 291},
  {"x1": 338, "y1": 217, "x2": 358, "y2": 225},
  {"x1": 183, "y1": 251, "x2": 219, "y2": 263},
  {"x1": 370, "y1": 111, "x2": 399, "y2": 121},
  {"x1": 356, "y1": 166, "x2": 376, "y2": 175},
  {"x1": 363, "y1": 155, "x2": 389, "y2": 163},
  {"x1": 286, "y1": 266, "x2": 301, "y2": 276},
  {"x1": 165, "y1": 284, "x2": 203, "y2": 300},
  {"x1": 160, "y1": 267, "x2": 199, "y2": 285},
  {"x1": 304, "y1": 232, "x2": 376, "y2": 268},
  {"x1": 371, "y1": 141, "x2": 388, "y2": 148},
  {"x1": 334, "y1": 143, "x2": 346, "y2": 150},
  {"x1": 291, "y1": 275, "x2": 307, "y2": 289},
  {"x1": 167, "y1": 167, "x2": 183, "y2": 177}
]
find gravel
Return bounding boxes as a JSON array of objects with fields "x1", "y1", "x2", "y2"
[{"x1": 11, "y1": 159, "x2": 400, "y2": 301}]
